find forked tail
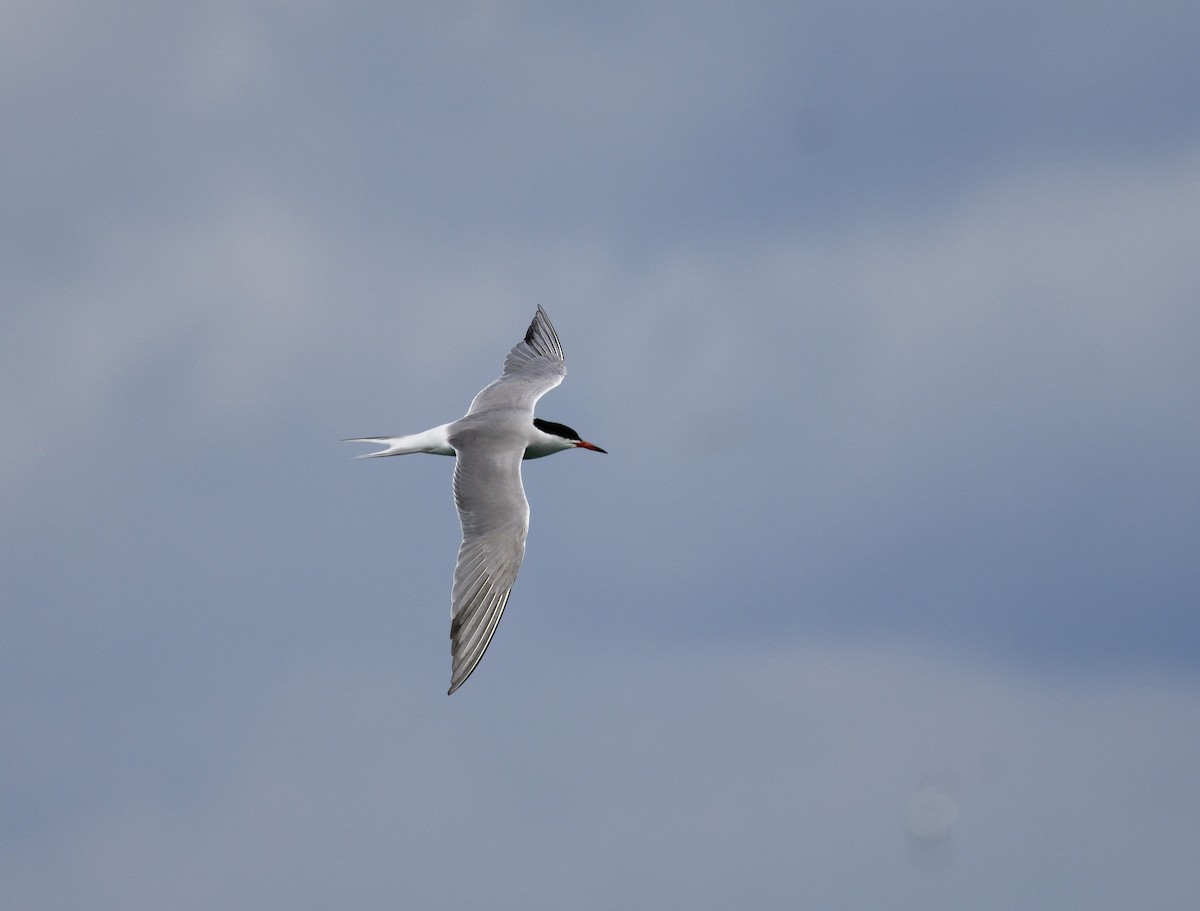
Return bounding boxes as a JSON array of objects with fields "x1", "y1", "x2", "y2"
[{"x1": 342, "y1": 424, "x2": 456, "y2": 458}]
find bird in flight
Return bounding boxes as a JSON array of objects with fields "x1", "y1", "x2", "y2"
[{"x1": 347, "y1": 307, "x2": 606, "y2": 694}]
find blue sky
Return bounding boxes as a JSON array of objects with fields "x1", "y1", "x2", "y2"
[{"x1": 3, "y1": 2, "x2": 1200, "y2": 908}]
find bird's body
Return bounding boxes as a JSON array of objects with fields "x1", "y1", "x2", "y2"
[{"x1": 347, "y1": 307, "x2": 604, "y2": 694}]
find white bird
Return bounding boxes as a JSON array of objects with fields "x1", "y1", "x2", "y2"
[{"x1": 347, "y1": 307, "x2": 606, "y2": 694}]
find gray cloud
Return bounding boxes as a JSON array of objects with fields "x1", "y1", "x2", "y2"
[{"x1": 5, "y1": 646, "x2": 1199, "y2": 909}]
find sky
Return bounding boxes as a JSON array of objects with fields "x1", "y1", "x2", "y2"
[{"x1": 3, "y1": 1, "x2": 1200, "y2": 908}]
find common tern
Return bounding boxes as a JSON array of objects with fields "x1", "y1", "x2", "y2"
[{"x1": 347, "y1": 306, "x2": 605, "y2": 694}]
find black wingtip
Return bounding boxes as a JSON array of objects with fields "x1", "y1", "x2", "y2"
[{"x1": 524, "y1": 308, "x2": 543, "y2": 344}]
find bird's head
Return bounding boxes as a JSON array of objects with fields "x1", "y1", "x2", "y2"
[{"x1": 531, "y1": 418, "x2": 607, "y2": 456}]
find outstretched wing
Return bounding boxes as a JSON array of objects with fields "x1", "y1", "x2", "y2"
[
  {"x1": 466, "y1": 305, "x2": 566, "y2": 415},
  {"x1": 447, "y1": 441, "x2": 529, "y2": 694}
]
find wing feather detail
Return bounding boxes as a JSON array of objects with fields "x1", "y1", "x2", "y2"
[
  {"x1": 447, "y1": 443, "x2": 529, "y2": 694},
  {"x1": 466, "y1": 305, "x2": 566, "y2": 415}
]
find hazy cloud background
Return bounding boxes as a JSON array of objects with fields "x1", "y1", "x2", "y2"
[{"x1": 3, "y1": 2, "x2": 1199, "y2": 908}]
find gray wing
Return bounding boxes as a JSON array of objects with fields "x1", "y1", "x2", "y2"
[
  {"x1": 447, "y1": 442, "x2": 529, "y2": 694},
  {"x1": 466, "y1": 305, "x2": 567, "y2": 415}
]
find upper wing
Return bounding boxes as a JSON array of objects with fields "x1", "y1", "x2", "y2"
[
  {"x1": 447, "y1": 442, "x2": 529, "y2": 694},
  {"x1": 466, "y1": 305, "x2": 567, "y2": 415}
]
